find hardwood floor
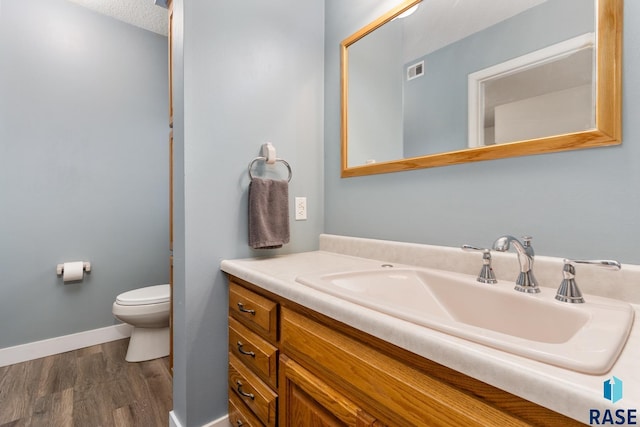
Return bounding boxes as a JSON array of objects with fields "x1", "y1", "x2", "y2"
[{"x1": 0, "y1": 339, "x2": 172, "y2": 427}]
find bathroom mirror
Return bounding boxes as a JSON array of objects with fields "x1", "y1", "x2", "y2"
[{"x1": 340, "y1": 0, "x2": 621, "y2": 177}]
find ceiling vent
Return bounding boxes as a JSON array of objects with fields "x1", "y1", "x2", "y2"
[{"x1": 407, "y1": 60, "x2": 425, "y2": 81}]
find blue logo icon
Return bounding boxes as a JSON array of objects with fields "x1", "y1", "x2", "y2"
[{"x1": 604, "y1": 376, "x2": 623, "y2": 403}]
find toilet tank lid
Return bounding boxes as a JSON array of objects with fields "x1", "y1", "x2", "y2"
[{"x1": 116, "y1": 284, "x2": 170, "y2": 306}]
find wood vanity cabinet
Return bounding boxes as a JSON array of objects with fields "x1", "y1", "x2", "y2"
[
  {"x1": 279, "y1": 354, "x2": 381, "y2": 426},
  {"x1": 227, "y1": 276, "x2": 582, "y2": 427},
  {"x1": 228, "y1": 280, "x2": 279, "y2": 426}
]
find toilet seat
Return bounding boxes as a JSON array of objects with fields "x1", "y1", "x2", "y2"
[{"x1": 116, "y1": 284, "x2": 170, "y2": 306}]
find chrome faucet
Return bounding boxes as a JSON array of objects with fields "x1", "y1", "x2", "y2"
[
  {"x1": 492, "y1": 235, "x2": 539, "y2": 293},
  {"x1": 556, "y1": 259, "x2": 621, "y2": 303},
  {"x1": 461, "y1": 245, "x2": 497, "y2": 284}
]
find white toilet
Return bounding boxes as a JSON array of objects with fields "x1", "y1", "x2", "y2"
[{"x1": 112, "y1": 284, "x2": 171, "y2": 362}]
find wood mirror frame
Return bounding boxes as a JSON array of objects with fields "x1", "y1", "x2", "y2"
[{"x1": 340, "y1": 0, "x2": 622, "y2": 177}]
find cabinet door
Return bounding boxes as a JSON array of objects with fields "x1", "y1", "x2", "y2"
[
  {"x1": 167, "y1": 0, "x2": 173, "y2": 126},
  {"x1": 279, "y1": 355, "x2": 381, "y2": 427}
]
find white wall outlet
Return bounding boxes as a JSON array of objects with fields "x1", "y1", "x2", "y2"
[{"x1": 295, "y1": 197, "x2": 307, "y2": 220}]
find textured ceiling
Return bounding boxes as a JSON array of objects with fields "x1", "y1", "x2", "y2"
[
  {"x1": 67, "y1": 0, "x2": 168, "y2": 36},
  {"x1": 402, "y1": 0, "x2": 547, "y2": 62}
]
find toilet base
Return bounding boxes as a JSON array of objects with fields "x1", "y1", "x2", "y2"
[{"x1": 125, "y1": 326, "x2": 170, "y2": 362}]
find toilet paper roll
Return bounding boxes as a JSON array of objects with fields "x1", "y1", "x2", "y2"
[{"x1": 63, "y1": 261, "x2": 84, "y2": 282}]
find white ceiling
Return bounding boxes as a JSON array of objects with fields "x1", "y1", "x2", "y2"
[
  {"x1": 67, "y1": 0, "x2": 168, "y2": 36},
  {"x1": 402, "y1": 0, "x2": 548, "y2": 62}
]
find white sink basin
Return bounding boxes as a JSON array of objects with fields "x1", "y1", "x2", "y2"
[{"x1": 295, "y1": 266, "x2": 634, "y2": 374}]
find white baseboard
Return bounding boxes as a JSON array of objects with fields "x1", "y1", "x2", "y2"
[
  {"x1": 169, "y1": 411, "x2": 181, "y2": 427},
  {"x1": 0, "y1": 323, "x2": 133, "y2": 367},
  {"x1": 169, "y1": 411, "x2": 229, "y2": 427},
  {"x1": 203, "y1": 414, "x2": 229, "y2": 427}
]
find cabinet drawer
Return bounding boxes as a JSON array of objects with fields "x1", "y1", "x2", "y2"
[
  {"x1": 229, "y1": 392, "x2": 263, "y2": 427},
  {"x1": 229, "y1": 281, "x2": 278, "y2": 342},
  {"x1": 229, "y1": 316, "x2": 278, "y2": 388},
  {"x1": 281, "y1": 308, "x2": 528, "y2": 427},
  {"x1": 229, "y1": 352, "x2": 278, "y2": 427}
]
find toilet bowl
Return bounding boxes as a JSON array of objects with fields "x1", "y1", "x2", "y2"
[{"x1": 112, "y1": 284, "x2": 170, "y2": 362}]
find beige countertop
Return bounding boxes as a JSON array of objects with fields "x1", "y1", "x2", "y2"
[{"x1": 221, "y1": 235, "x2": 640, "y2": 424}]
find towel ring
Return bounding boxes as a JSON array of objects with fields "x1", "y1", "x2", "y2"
[{"x1": 248, "y1": 157, "x2": 292, "y2": 182}]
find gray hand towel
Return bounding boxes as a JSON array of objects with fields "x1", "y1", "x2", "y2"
[{"x1": 248, "y1": 178, "x2": 290, "y2": 249}]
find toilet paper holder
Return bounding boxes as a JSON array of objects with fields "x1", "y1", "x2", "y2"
[{"x1": 56, "y1": 262, "x2": 91, "y2": 276}]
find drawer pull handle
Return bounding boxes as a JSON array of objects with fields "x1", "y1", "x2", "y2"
[
  {"x1": 237, "y1": 302, "x2": 256, "y2": 315},
  {"x1": 237, "y1": 341, "x2": 256, "y2": 358},
  {"x1": 236, "y1": 380, "x2": 255, "y2": 400}
]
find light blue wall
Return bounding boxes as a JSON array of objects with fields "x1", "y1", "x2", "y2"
[
  {"x1": 403, "y1": 0, "x2": 593, "y2": 157},
  {"x1": 325, "y1": 0, "x2": 640, "y2": 266},
  {"x1": 0, "y1": 0, "x2": 169, "y2": 348},
  {"x1": 172, "y1": 0, "x2": 324, "y2": 425}
]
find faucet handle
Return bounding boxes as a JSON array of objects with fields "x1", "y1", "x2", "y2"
[
  {"x1": 555, "y1": 259, "x2": 621, "y2": 303},
  {"x1": 567, "y1": 259, "x2": 621, "y2": 270},
  {"x1": 461, "y1": 245, "x2": 497, "y2": 284}
]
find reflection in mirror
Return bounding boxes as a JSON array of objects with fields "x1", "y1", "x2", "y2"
[
  {"x1": 341, "y1": 0, "x2": 621, "y2": 177},
  {"x1": 469, "y1": 33, "x2": 595, "y2": 147}
]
